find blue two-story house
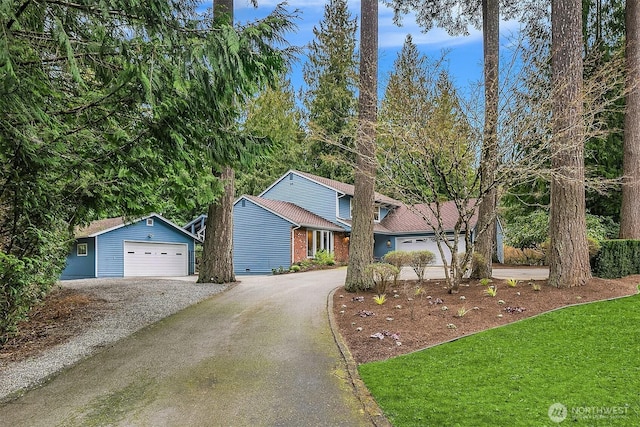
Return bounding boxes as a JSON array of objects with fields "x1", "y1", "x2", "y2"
[{"x1": 230, "y1": 170, "x2": 504, "y2": 275}]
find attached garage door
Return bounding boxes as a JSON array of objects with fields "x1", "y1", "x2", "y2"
[
  {"x1": 124, "y1": 241, "x2": 188, "y2": 277},
  {"x1": 395, "y1": 235, "x2": 466, "y2": 266}
]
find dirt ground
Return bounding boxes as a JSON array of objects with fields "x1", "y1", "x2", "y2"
[
  {"x1": 0, "y1": 288, "x2": 109, "y2": 366},
  {"x1": 2, "y1": 275, "x2": 638, "y2": 369},
  {"x1": 332, "y1": 275, "x2": 640, "y2": 364}
]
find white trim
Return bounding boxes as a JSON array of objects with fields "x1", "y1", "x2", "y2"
[
  {"x1": 239, "y1": 196, "x2": 299, "y2": 227},
  {"x1": 306, "y1": 229, "x2": 334, "y2": 258},
  {"x1": 94, "y1": 236, "x2": 99, "y2": 278},
  {"x1": 146, "y1": 218, "x2": 154, "y2": 226},
  {"x1": 258, "y1": 170, "x2": 346, "y2": 198},
  {"x1": 237, "y1": 196, "x2": 344, "y2": 232},
  {"x1": 88, "y1": 213, "x2": 198, "y2": 240},
  {"x1": 77, "y1": 243, "x2": 88, "y2": 257}
]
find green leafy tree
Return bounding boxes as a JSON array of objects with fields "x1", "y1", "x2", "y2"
[
  {"x1": 198, "y1": 1, "x2": 296, "y2": 284},
  {"x1": 236, "y1": 78, "x2": 306, "y2": 196},
  {"x1": 302, "y1": 0, "x2": 358, "y2": 183},
  {"x1": 0, "y1": 0, "x2": 295, "y2": 338}
]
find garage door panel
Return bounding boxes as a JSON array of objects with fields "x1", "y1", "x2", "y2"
[
  {"x1": 124, "y1": 242, "x2": 188, "y2": 276},
  {"x1": 396, "y1": 236, "x2": 465, "y2": 266}
]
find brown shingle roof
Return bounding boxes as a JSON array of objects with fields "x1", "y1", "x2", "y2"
[
  {"x1": 294, "y1": 171, "x2": 401, "y2": 207},
  {"x1": 244, "y1": 196, "x2": 345, "y2": 231},
  {"x1": 75, "y1": 217, "x2": 126, "y2": 238},
  {"x1": 380, "y1": 200, "x2": 479, "y2": 234}
]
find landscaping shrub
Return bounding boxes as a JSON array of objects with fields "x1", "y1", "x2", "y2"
[
  {"x1": 409, "y1": 250, "x2": 435, "y2": 283},
  {"x1": 0, "y1": 253, "x2": 60, "y2": 344},
  {"x1": 382, "y1": 250, "x2": 412, "y2": 284},
  {"x1": 592, "y1": 239, "x2": 640, "y2": 278},
  {"x1": 365, "y1": 263, "x2": 399, "y2": 295},
  {"x1": 314, "y1": 249, "x2": 335, "y2": 266},
  {"x1": 503, "y1": 245, "x2": 546, "y2": 265}
]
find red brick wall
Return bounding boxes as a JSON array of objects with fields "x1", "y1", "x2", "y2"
[
  {"x1": 333, "y1": 232, "x2": 349, "y2": 263},
  {"x1": 292, "y1": 228, "x2": 308, "y2": 264},
  {"x1": 291, "y1": 228, "x2": 350, "y2": 264}
]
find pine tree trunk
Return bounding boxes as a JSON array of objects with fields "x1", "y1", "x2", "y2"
[
  {"x1": 548, "y1": 0, "x2": 591, "y2": 288},
  {"x1": 473, "y1": 0, "x2": 499, "y2": 279},
  {"x1": 345, "y1": 0, "x2": 377, "y2": 291},
  {"x1": 198, "y1": 0, "x2": 236, "y2": 284},
  {"x1": 198, "y1": 167, "x2": 236, "y2": 283},
  {"x1": 619, "y1": 0, "x2": 640, "y2": 238}
]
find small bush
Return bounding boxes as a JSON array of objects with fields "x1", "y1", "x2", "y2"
[
  {"x1": 0, "y1": 253, "x2": 59, "y2": 343},
  {"x1": 592, "y1": 239, "x2": 640, "y2": 278},
  {"x1": 383, "y1": 251, "x2": 412, "y2": 284},
  {"x1": 409, "y1": 250, "x2": 436, "y2": 283},
  {"x1": 314, "y1": 249, "x2": 335, "y2": 266},
  {"x1": 365, "y1": 263, "x2": 400, "y2": 295},
  {"x1": 289, "y1": 265, "x2": 301, "y2": 272}
]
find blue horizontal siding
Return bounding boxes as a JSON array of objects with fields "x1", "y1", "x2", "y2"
[
  {"x1": 234, "y1": 198, "x2": 292, "y2": 274},
  {"x1": 338, "y1": 196, "x2": 351, "y2": 219},
  {"x1": 374, "y1": 234, "x2": 395, "y2": 260},
  {"x1": 97, "y1": 217, "x2": 194, "y2": 277},
  {"x1": 262, "y1": 172, "x2": 338, "y2": 224},
  {"x1": 60, "y1": 238, "x2": 96, "y2": 280}
]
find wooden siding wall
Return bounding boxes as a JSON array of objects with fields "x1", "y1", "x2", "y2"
[
  {"x1": 262, "y1": 173, "x2": 338, "y2": 224},
  {"x1": 96, "y1": 218, "x2": 194, "y2": 277},
  {"x1": 60, "y1": 237, "x2": 96, "y2": 280},
  {"x1": 373, "y1": 234, "x2": 396, "y2": 260},
  {"x1": 234, "y1": 199, "x2": 293, "y2": 274},
  {"x1": 338, "y1": 196, "x2": 351, "y2": 219}
]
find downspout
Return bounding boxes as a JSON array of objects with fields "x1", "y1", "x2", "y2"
[{"x1": 291, "y1": 225, "x2": 301, "y2": 265}]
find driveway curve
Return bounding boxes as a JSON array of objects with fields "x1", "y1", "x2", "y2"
[{"x1": 0, "y1": 269, "x2": 373, "y2": 426}]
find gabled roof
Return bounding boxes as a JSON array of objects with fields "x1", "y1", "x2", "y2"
[
  {"x1": 262, "y1": 170, "x2": 402, "y2": 207},
  {"x1": 75, "y1": 213, "x2": 198, "y2": 240},
  {"x1": 379, "y1": 200, "x2": 479, "y2": 234},
  {"x1": 241, "y1": 195, "x2": 345, "y2": 232}
]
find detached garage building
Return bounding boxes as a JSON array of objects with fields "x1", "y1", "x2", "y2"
[{"x1": 60, "y1": 213, "x2": 198, "y2": 280}]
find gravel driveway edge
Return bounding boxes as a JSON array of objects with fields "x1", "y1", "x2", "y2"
[{"x1": 0, "y1": 277, "x2": 229, "y2": 402}]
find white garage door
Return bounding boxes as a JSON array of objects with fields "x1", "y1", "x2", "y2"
[
  {"x1": 124, "y1": 241, "x2": 188, "y2": 277},
  {"x1": 395, "y1": 235, "x2": 466, "y2": 266}
]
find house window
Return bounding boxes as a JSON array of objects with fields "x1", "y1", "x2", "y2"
[
  {"x1": 77, "y1": 243, "x2": 88, "y2": 257},
  {"x1": 307, "y1": 229, "x2": 334, "y2": 257},
  {"x1": 350, "y1": 199, "x2": 381, "y2": 222},
  {"x1": 146, "y1": 218, "x2": 154, "y2": 226}
]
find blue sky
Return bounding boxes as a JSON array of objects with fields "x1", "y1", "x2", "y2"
[{"x1": 200, "y1": 1, "x2": 522, "y2": 96}]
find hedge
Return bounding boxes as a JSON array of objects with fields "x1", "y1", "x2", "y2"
[{"x1": 592, "y1": 239, "x2": 640, "y2": 279}]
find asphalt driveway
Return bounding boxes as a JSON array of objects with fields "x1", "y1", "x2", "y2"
[{"x1": 0, "y1": 269, "x2": 373, "y2": 427}]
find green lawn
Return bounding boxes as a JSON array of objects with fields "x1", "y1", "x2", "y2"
[{"x1": 359, "y1": 293, "x2": 640, "y2": 426}]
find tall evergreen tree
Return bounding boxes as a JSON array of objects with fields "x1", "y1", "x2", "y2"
[
  {"x1": 619, "y1": 0, "x2": 640, "y2": 238},
  {"x1": 236, "y1": 79, "x2": 305, "y2": 196},
  {"x1": 345, "y1": 0, "x2": 378, "y2": 291},
  {"x1": 0, "y1": 0, "x2": 294, "y2": 337},
  {"x1": 199, "y1": 0, "x2": 237, "y2": 284},
  {"x1": 549, "y1": 0, "x2": 591, "y2": 287},
  {"x1": 303, "y1": 0, "x2": 358, "y2": 183}
]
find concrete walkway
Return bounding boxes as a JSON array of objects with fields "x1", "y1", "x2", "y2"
[{"x1": 0, "y1": 269, "x2": 373, "y2": 427}]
